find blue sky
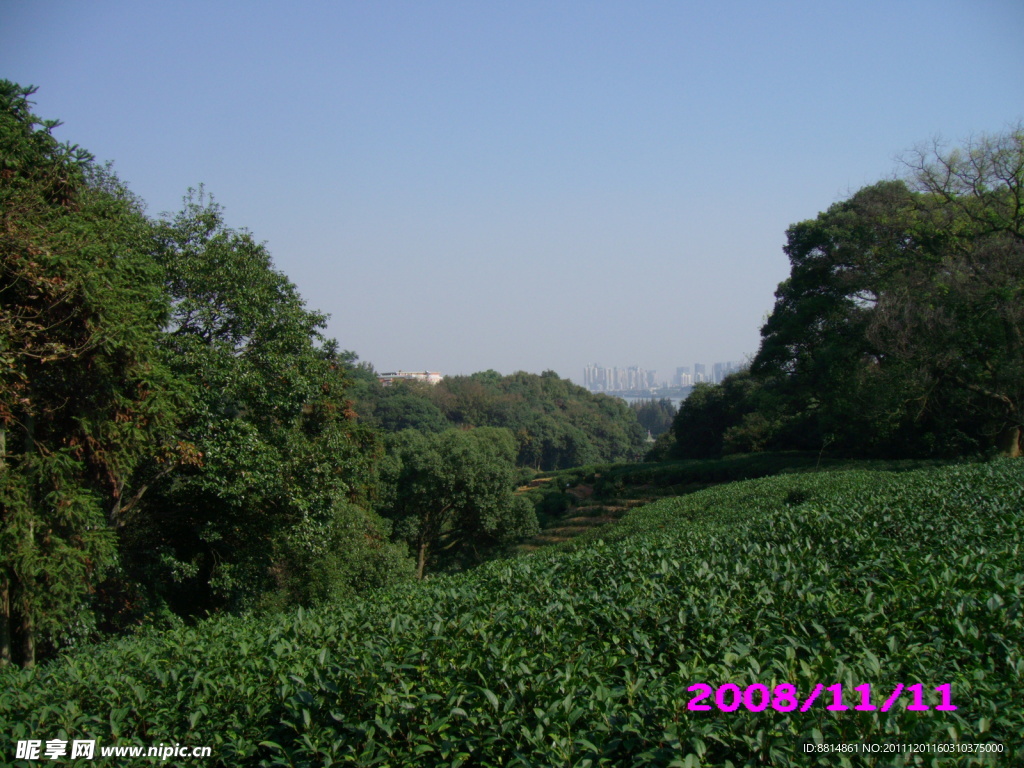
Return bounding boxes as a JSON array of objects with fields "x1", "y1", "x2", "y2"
[{"x1": 3, "y1": 1, "x2": 1022, "y2": 384}]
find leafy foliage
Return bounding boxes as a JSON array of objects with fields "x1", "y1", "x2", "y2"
[
  {"x1": 3, "y1": 84, "x2": 413, "y2": 662},
  {"x1": 379, "y1": 428, "x2": 537, "y2": 578},
  {"x1": 681, "y1": 126, "x2": 1024, "y2": 460},
  {"x1": 114, "y1": 191, "x2": 409, "y2": 618},
  {"x1": 672, "y1": 373, "x2": 759, "y2": 458},
  {"x1": 0, "y1": 82, "x2": 180, "y2": 666},
  {"x1": 3, "y1": 460, "x2": 1020, "y2": 766},
  {"x1": 879, "y1": 129, "x2": 1024, "y2": 456},
  {"x1": 631, "y1": 398, "x2": 677, "y2": 438},
  {"x1": 355, "y1": 369, "x2": 648, "y2": 470}
]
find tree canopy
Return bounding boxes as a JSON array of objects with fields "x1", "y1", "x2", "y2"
[
  {"x1": 630, "y1": 398, "x2": 677, "y2": 438},
  {"x1": 113, "y1": 191, "x2": 409, "y2": 620},
  {"x1": 379, "y1": 427, "x2": 537, "y2": 579},
  {"x1": 678, "y1": 125, "x2": 1024, "y2": 460},
  {"x1": 354, "y1": 369, "x2": 648, "y2": 470},
  {"x1": 1, "y1": 82, "x2": 180, "y2": 666},
  {"x1": 1, "y1": 83, "x2": 412, "y2": 665}
]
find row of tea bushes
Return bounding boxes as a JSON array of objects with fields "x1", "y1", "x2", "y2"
[{"x1": 2, "y1": 460, "x2": 1021, "y2": 766}]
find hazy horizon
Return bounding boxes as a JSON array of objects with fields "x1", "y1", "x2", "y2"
[{"x1": 3, "y1": 0, "x2": 1021, "y2": 385}]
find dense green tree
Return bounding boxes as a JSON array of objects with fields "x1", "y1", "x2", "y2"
[
  {"x1": 380, "y1": 428, "x2": 537, "y2": 579},
  {"x1": 350, "y1": 368, "x2": 646, "y2": 470},
  {"x1": 427, "y1": 370, "x2": 646, "y2": 469},
  {"x1": 882, "y1": 128, "x2": 1024, "y2": 456},
  {"x1": 363, "y1": 381, "x2": 449, "y2": 433},
  {"x1": 751, "y1": 126, "x2": 1024, "y2": 458},
  {"x1": 0, "y1": 83, "x2": 179, "y2": 666},
  {"x1": 1, "y1": 82, "x2": 418, "y2": 660},
  {"x1": 114, "y1": 191, "x2": 408, "y2": 619},
  {"x1": 672, "y1": 373, "x2": 760, "y2": 458},
  {"x1": 375, "y1": 392, "x2": 448, "y2": 433},
  {"x1": 751, "y1": 180, "x2": 926, "y2": 454},
  {"x1": 644, "y1": 429, "x2": 678, "y2": 462},
  {"x1": 631, "y1": 398, "x2": 677, "y2": 437}
]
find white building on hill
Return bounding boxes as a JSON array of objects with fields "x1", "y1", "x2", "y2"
[{"x1": 378, "y1": 371, "x2": 444, "y2": 386}]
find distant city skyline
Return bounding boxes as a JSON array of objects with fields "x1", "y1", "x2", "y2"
[
  {"x1": 583, "y1": 360, "x2": 744, "y2": 391},
  {"x1": 358, "y1": 357, "x2": 751, "y2": 389}
]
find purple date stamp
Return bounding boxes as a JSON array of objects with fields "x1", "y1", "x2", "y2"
[{"x1": 686, "y1": 683, "x2": 957, "y2": 713}]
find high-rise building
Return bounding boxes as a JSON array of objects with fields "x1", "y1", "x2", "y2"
[
  {"x1": 583, "y1": 364, "x2": 655, "y2": 393},
  {"x1": 712, "y1": 360, "x2": 743, "y2": 383}
]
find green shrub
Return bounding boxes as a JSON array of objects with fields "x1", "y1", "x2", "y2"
[{"x1": 2, "y1": 461, "x2": 1020, "y2": 766}]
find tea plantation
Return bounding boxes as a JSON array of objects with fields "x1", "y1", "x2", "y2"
[{"x1": 2, "y1": 461, "x2": 1021, "y2": 766}]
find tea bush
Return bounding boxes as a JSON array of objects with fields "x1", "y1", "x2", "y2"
[{"x1": 2, "y1": 461, "x2": 1021, "y2": 766}]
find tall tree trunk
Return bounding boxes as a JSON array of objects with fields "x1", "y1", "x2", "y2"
[
  {"x1": 19, "y1": 604, "x2": 35, "y2": 669},
  {"x1": 14, "y1": 418, "x2": 37, "y2": 667},
  {"x1": 996, "y1": 425, "x2": 1021, "y2": 458},
  {"x1": 416, "y1": 538, "x2": 429, "y2": 580},
  {"x1": 0, "y1": 428, "x2": 8, "y2": 665},
  {"x1": 416, "y1": 509, "x2": 443, "y2": 580},
  {"x1": 0, "y1": 575, "x2": 11, "y2": 667},
  {"x1": 17, "y1": 522, "x2": 36, "y2": 668}
]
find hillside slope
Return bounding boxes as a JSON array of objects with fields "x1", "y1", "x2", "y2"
[{"x1": 2, "y1": 461, "x2": 1021, "y2": 766}]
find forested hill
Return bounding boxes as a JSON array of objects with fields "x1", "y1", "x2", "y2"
[{"x1": 349, "y1": 368, "x2": 649, "y2": 470}]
